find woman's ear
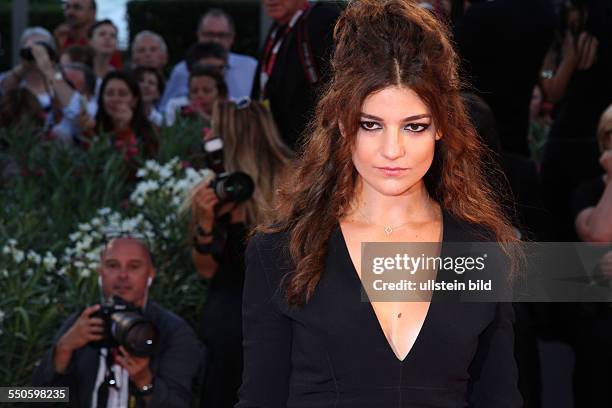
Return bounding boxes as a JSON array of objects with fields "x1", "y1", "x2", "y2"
[{"x1": 435, "y1": 130, "x2": 442, "y2": 141}]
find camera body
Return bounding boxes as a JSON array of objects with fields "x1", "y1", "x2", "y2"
[
  {"x1": 202, "y1": 136, "x2": 255, "y2": 204},
  {"x1": 20, "y1": 41, "x2": 57, "y2": 63},
  {"x1": 90, "y1": 296, "x2": 158, "y2": 357}
]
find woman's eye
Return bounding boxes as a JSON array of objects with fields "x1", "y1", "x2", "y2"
[
  {"x1": 405, "y1": 123, "x2": 430, "y2": 132},
  {"x1": 359, "y1": 121, "x2": 382, "y2": 131}
]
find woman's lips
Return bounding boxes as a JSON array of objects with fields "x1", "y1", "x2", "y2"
[{"x1": 376, "y1": 166, "x2": 409, "y2": 176}]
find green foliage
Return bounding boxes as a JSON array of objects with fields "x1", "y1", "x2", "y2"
[{"x1": 0, "y1": 122, "x2": 210, "y2": 388}]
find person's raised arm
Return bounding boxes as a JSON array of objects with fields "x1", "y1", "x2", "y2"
[{"x1": 235, "y1": 234, "x2": 292, "y2": 407}]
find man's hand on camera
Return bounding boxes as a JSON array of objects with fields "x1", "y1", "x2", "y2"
[
  {"x1": 116, "y1": 346, "x2": 153, "y2": 389},
  {"x1": 54, "y1": 304, "x2": 104, "y2": 373}
]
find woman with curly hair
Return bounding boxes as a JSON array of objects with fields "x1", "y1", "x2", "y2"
[{"x1": 237, "y1": 0, "x2": 522, "y2": 407}]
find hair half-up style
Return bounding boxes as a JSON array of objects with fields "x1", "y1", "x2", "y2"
[{"x1": 260, "y1": 0, "x2": 521, "y2": 307}]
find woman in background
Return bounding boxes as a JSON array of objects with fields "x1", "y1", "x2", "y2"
[
  {"x1": 96, "y1": 70, "x2": 157, "y2": 160},
  {"x1": 188, "y1": 98, "x2": 291, "y2": 407}
]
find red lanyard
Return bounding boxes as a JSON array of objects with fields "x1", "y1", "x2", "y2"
[{"x1": 261, "y1": 3, "x2": 310, "y2": 93}]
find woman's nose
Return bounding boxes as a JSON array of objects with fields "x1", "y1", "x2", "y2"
[{"x1": 381, "y1": 128, "x2": 405, "y2": 160}]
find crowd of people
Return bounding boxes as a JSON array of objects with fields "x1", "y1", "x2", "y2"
[{"x1": 1, "y1": 0, "x2": 611, "y2": 406}]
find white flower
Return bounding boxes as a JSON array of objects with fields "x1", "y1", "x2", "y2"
[
  {"x1": 7, "y1": 239, "x2": 17, "y2": 247},
  {"x1": 78, "y1": 223, "x2": 91, "y2": 233},
  {"x1": 0, "y1": 310, "x2": 4, "y2": 323},
  {"x1": 79, "y1": 269, "x2": 91, "y2": 278},
  {"x1": 2, "y1": 246, "x2": 10, "y2": 255},
  {"x1": 69, "y1": 232, "x2": 81, "y2": 242},
  {"x1": 57, "y1": 267, "x2": 67, "y2": 276},
  {"x1": 27, "y1": 250, "x2": 42, "y2": 265},
  {"x1": 25, "y1": 268, "x2": 33, "y2": 277},
  {"x1": 91, "y1": 218, "x2": 101, "y2": 227},
  {"x1": 74, "y1": 261, "x2": 85, "y2": 269},
  {"x1": 159, "y1": 167, "x2": 172, "y2": 180},
  {"x1": 12, "y1": 249, "x2": 24, "y2": 264},
  {"x1": 43, "y1": 252, "x2": 57, "y2": 271},
  {"x1": 136, "y1": 168, "x2": 147, "y2": 178},
  {"x1": 97, "y1": 207, "x2": 112, "y2": 216}
]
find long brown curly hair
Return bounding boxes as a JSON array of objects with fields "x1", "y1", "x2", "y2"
[{"x1": 261, "y1": 0, "x2": 520, "y2": 307}]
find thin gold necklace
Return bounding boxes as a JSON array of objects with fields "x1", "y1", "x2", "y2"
[{"x1": 353, "y1": 208, "x2": 414, "y2": 235}]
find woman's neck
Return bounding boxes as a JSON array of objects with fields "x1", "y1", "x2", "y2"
[
  {"x1": 93, "y1": 54, "x2": 112, "y2": 78},
  {"x1": 348, "y1": 180, "x2": 439, "y2": 227}
]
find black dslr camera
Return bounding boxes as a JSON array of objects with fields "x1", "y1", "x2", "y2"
[
  {"x1": 202, "y1": 136, "x2": 254, "y2": 204},
  {"x1": 90, "y1": 296, "x2": 158, "y2": 357},
  {"x1": 20, "y1": 41, "x2": 57, "y2": 63}
]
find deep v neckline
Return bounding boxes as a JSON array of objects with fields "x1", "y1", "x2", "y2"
[{"x1": 336, "y1": 211, "x2": 447, "y2": 363}]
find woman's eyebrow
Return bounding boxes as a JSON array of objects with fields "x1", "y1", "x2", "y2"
[{"x1": 360, "y1": 112, "x2": 432, "y2": 121}]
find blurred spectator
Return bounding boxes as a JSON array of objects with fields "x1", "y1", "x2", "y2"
[
  {"x1": 0, "y1": 88, "x2": 45, "y2": 186},
  {"x1": 184, "y1": 42, "x2": 228, "y2": 76},
  {"x1": 540, "y1": 0, "x2": 598, "y2": 104},
  {"x1": 188, "y1": 99, "x2": 291, "y2": 407},
  {"x1": 54, "y1": 0, "x2": 122, "y2": 69},
  {"x1": 50, "y1": 63, "x2": 98, "y2": 144},
  {"x1": 574, "y1": 104, "x2": 612, "y2": 242},
  {"x1": 569, "y1": 103, "x2": 612, "y2": 408},
  {"x1": 96, "y1": 71, "x2": 158, "y2": 159},
  {"x1": 0, "y1": 88, "x2": 44, "y2": 129},
  {"x1": 134, "y1": 66, "x2": 165, "y2": 128},
  {"x1": 528, "y1": 84, "x2": 553, "y2": 162},
  {"x1": 32, "y1": 236, "x2": 204, "y2": 408},
  {"x1": 89, "y1": 20, "x2": 119, "y2": 84},
  {"x1": 59, "y1": 44, "x2": 94, "y2": 68},
  {"x1": 160, "y1": 9, "x2": 257, "y2": 108},
  {"x1": 0, "y1": 27, "x2": 58, "y2": 118},
  {"x1": 130, "y1": 30, "x2": 169, "y2": 73},
  {"x1": 541, "y1": 0, "x2": 612, "y2": 240},
  {"x1": 454, "y1": 0, "x2": 556, "y2": 157},
  {"x1": 165, "y1": 65, "x2": 228, "y2": 127},
  {"x1": 253, "y1": 0, "x2": 340, "y2": 150}
]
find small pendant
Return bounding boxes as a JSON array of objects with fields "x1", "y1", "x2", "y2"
[{"x1": 384, "y1": 226, "x2": 393, "y2": 235}]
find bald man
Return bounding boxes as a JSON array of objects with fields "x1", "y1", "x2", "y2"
[{"x1": 33, "y1": 237, "x2": 204, "y2": 407}]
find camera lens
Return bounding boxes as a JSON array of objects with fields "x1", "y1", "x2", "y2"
[
  {"x1": 111, "y1": 312, "x2": 158, "y2": 356},
  {"x1": 213, "y1": 171, "x2": 255, "y2": 203}
]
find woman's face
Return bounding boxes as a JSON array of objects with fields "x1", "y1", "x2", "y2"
[
  {"x1": 103, "y1": 78, "x2": 136, "y2": 115},
  {"x1": 138, "y1": 72, "x2": 160, "y2": 105},
  {"x1": 188, "y1": 75, "x2": 219, "y2": 114},
  {"x1": 350, "y1": 85, "x2": 440, "y2": 198},
  {"x1": 90, "y1": 24, "x2": 117, "y2": 55}
]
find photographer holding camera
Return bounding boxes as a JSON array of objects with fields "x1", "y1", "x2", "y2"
[
  {"x1": 33, "y1": 236, "x2": 204, "y2": 407},
  {"x1": 188, "y1": 99, "x2": 291, "y2": 407}
]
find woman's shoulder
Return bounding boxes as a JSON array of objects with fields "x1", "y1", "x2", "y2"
[
  {"x1": 442, "y1": 209, "x2": 497, "y2": 242},
  {"x1": 247, "y1": 230, "x2": 294, "y2": 273}
]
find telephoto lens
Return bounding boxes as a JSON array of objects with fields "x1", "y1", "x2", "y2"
[
  {"x1": 210, "y1": 171, "x2": 255, "y2": 203},
  {"x1": 111, "y1": 311, "x2": 159, "y2": 357},
  {"x1": 89, "y1": 296, "x2": 158, "y2": 356}
]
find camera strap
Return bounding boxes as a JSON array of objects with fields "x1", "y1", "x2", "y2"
[{"x1": 92, "y1": 348, "x2": 129, "y2": 408}]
